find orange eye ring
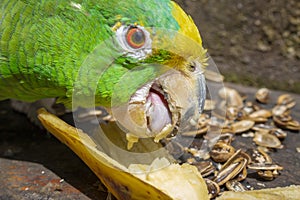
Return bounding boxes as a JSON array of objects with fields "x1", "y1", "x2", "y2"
[{"x1": 126, "y1": 27, "x2": 146, "y2": 49}]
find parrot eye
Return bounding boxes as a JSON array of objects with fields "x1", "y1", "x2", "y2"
[
  {"x1": 126, "y1": 27, "x2": 146, "y2": 49},
  {"x1": 115, "y1": 25, "x2": 152, "y2": 59}
]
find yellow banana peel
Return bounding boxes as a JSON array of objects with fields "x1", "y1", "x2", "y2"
[
  {"x1": 37, "y1": 108, "x2": 209, "y2": 200},
  {"x1": 216, "y1": 185, "x2": 300, "y2": 200}
]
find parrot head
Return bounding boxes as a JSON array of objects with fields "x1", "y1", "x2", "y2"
[{"x1": 73, "y1": 0, "x2": 207, "y2": 142}]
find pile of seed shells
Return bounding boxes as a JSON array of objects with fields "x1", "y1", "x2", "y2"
[{"x1": 164, "y1": 87, "x2": 299, "y2": 199}]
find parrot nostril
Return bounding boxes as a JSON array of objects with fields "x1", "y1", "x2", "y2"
[
  {"x1": 187, "y1": 61, "x2": 203, "y2": 73},
  {"x1": 187, "y1": 63, "x2": 196, "y2": 72}
]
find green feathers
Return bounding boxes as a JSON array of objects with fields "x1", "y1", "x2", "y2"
[{"x1": 0, "y1": 0, "x2": 181, "y2": 107}]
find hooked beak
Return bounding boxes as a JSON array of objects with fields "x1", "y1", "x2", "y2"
[
  {"x1": 158, "y1": 60, "x2": 206, "y2": 135},
  {"x1": 114, "y1": 61, "x2": 206, "y2": 144}
]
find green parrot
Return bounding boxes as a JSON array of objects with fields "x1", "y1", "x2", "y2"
[{"x1": 0, "y1": 0, "x2": 207, "y2": 141}]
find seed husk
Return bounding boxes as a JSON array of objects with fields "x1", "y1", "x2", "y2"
[
  {"x1": 271, "y1": 128, "x2": 287, "y2": 139},
  {"x1": 255, "y1": 88, "x2": 270, "y2": 104},
  {"x1": 249, "y1": 109, "x2": 272, "y2": 119},
  {"x1": 277, "y1": 94, "x2": 296, "y2": 109},
  {"x1": 219, "y1": 87, "x2": 244, "y2": 109},
  {"x1": 248, "y1": 163, "x2": 283, "y2": 171},
  {"x1": 272, "y1": 105, "x2": 289, "y2": 116},
  {"x1": 235, "y1": 166, "x2": 248, "y2": 182},
  {"x1": 231, "y1": 120, "x2": 255, "y2": 134},
  {"x1": 253, "y1": 131, "x2": 282, "y2": 148},
  {"x1": 213, "y1": 157, "x2": 247, "y2": 186},
  {"x1": 210, "y1": 142, "x2": 236, "y2": 163},
  {"x1": 225, "y1": 179, "x2": 247, "y2": 192},
  {"x1": 193, "y1": 161, "x2": 215, "y2": 177},
  {"x1": 205, "y1": 179, "x2": 220, "y2": 199},
  {"x1": 258, "y1": 170, "x2": 275, "y2": 181}
]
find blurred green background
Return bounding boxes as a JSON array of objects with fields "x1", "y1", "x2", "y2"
[{"x1": 175, "y1": 0, "x2": 300, "y2": 93}]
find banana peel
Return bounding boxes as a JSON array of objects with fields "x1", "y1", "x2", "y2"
[
  {"x1": 216, "y1": 185, "x2": 300, "y2": 200},
  {"x1": 37, "y1": 108, "x2": 209, "y2": 200}
]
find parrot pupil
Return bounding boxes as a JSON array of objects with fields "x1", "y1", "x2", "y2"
[
  {"x1": 126, "y1": 27, "x2": 146, "y2": 49},
  {"x1": 133, "y1": 31, "x2": 143, "y2": 43}
]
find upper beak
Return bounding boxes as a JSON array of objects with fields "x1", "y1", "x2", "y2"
[
  {"x1": 157, "y1": 61, "x2": 206, "y2": 134},
  {"x1": 180, "y1": 68, "x2": 206, "y2": 134}
]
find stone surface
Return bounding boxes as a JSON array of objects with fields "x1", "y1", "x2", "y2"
[
  {"x1": 0, "y1": 158, "x2": 92, "y2": 200},
  {"x1": 0, "y1": 100, "x2": 107, "y2": 200}
]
